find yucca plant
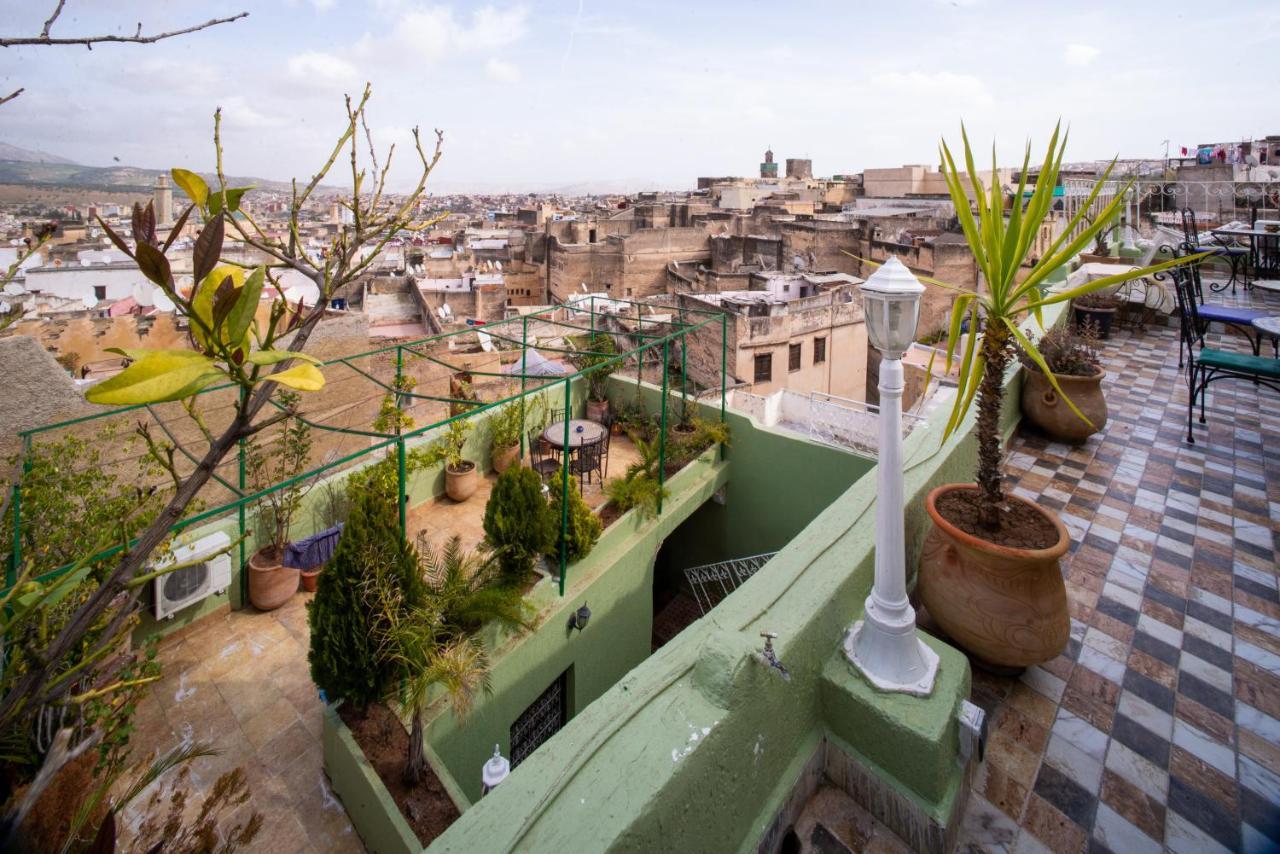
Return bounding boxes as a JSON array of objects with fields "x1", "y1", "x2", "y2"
[{"x1": 934, "y1": 123, "x2": 1205, "y2": 530}]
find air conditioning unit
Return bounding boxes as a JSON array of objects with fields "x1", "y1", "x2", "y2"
[{"x1": 153, "y1": 531, "x2": 232, "y2": 620}]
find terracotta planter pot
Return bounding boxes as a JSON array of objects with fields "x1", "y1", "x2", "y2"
[
  {"x1": 299, "y1": 567, "x2": 321, "y2": 593},
  {"x1": 247, "y1": 548, "x2": 299, "y2": 611},
  {"x1": 586, "y1": 397, "x2": 610, "y2": 422},
  {"x1": 492, "y1": 443, "x2": 520, "y2": 474},
  {"x1": 917, "y1": 484, "x2": 1070, "y2": 670},
  {"x1": 445, "y1": 461, "x2": 478, "y2": 502},
  {"x1": 1021, "y1": 365, "x2": 1107, "y2": 443}
]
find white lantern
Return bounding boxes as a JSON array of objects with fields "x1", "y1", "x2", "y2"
[
  {"x1": 481, "y1": 744, "x2": 510, "y2": 794},
  {"x1": 859, "y1": 256, "x2": 925, "y2": 357}
]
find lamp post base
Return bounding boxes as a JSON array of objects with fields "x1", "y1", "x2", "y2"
[{"x1": 844, "y1": 619, "x2": 939, "y2": 697}]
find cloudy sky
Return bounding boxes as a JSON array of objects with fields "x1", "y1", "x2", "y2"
[{"x1": 1, "y1": 0, "x2": 1277, "y2": 193}]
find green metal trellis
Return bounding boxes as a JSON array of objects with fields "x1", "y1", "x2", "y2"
[{"x1": 5, "y1": 294, "x2": 731, "y2": 598}]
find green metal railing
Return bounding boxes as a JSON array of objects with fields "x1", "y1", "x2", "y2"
[{"x1": 5, "y1": 294, "x2": 731, "y2": 599}]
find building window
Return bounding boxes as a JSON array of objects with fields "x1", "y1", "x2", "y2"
[
  {"x1": 93, "y1": 285, "x2": 107, "y2": 300},
  {"x1": 814, "y1": 337, "x2": 826, "y2": 364},
  {"x1": 754, "y1": 353, "x2": 772, "y2": 383},
  {"x1": 788, "y1": 343, "x2": 801, "y2": 372}
]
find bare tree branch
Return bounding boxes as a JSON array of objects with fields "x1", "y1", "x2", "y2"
[
  {"x1": 0, "y1": 7, "x2": 248, "y2": 48},
  {"x1": 40, "y1": 0, "x2": 67, "y2": 38}
]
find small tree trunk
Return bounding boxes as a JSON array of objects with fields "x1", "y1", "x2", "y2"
[
  {"x1": 404, "y1": 711, "x2": 426, "y2": 786},
  {"x1": 974, "y1": 323, "x2": 1012, "y2": 530}
]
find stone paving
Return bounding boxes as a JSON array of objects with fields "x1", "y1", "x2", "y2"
[
  {"x1": 120, "y1": 594, "x2": 362, "y2": 853},
  {"x1": 955, "y1": 290, "x2": 1280, "y2": 853}
]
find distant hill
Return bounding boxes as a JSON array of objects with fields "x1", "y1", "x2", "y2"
[
  {"x1": 0, "y1": 144, "x2": 321, "y2": 195},
  {"x1": 0, "y1": 143, "x2": 79, "y2": 165}
]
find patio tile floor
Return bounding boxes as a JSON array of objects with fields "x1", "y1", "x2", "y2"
[{"x1": 956, "y1": 288, "x2": 1280, "y2": 854}]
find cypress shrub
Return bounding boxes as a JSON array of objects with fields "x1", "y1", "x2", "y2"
[
  {"x1": 307, "y1": 471, "x2": 424, "y2": 708},
  {"x1": 482, "y1": 466, "x2": 555, "y2": 583},
  {"x1": 546, "y1": 470, "x2": 602, "y2": 565}
]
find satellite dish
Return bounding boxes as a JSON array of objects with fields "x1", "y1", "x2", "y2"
[
  {"x1": 495, "y1": 261, "x2": 502, "y2": 271},
  {"x1": 82, "y1": 294, "x2": 99, "y2": 310},
  {"x1": 133, "y1": 282, "x2": 155, "y2": 307},
  {"x1": 0, "y1": 301, "x2": 9, "y2": 313},
  {"x1": 153, "y1": 291, "x2": 176, "y2": 312},
  {"x1": 3, "y1": 283, "x2": 25, "y2": 296}
]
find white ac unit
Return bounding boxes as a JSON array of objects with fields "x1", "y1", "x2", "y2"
[{"x1": 153, "y1": 531, "x2": 232, "y2": 620}]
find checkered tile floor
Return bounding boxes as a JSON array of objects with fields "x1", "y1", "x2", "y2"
[{"x1": 954, "y1": 287, "x2": 1280, "y2": 853}]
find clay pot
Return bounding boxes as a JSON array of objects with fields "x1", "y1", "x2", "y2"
[
  {"x1": 1021, "y1": 365, "x2": 1107, "y2": 443},
  {"x1": 445, "y1": 461, "x2": 478, "y2": 502},
  {"x1": 247, "y1": 548, "x2": 299, "y2": 611},
  {"x1": 586, "y1": 397, "x2": 610, "y2": 422},
  {"x1": 300, "y1": 567, "x2": 321, "y2": 593},
  {"x1": 917, "y1": 484, "x2": 1070, "y2": 670},
  {"x1": 492, "y1": 443, "x2": 519, "y2": 474}
]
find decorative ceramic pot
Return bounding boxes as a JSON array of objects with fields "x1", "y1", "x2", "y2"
[
  {"x1": 445, "y1": 461, "x2": 478, "y2": 502},
  {"x1": 1021, "y1": 365, "x2": 1107, "y2": 443},
  {"x1": 492, "y1": 443, "x2": 519, "y2": 474},
  {"x1": 247, "y1": 548, "x2": 299, "y2": 611},
  {"x1": 1072, "y1": 305, "x2": 1116, "y2": 338},
  {"x1": 586, "y1": 398, "x2": 610, "y2": 422},
  {"x1": 917, "y1": 484, "x2": 1070, "y2": 671}
]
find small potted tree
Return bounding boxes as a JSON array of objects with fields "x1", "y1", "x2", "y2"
[
  {"x1": 915, "y1": 123, "x2": 1201, "y2": 670},
  {"x1": 548, "y1": 468, "x2": 603, "y2": 564},
  {"x1": 573, "y1": 333, "x2": 617, "y2": 422},
  {"x1": 1019, "y1": 324, "x2": 1106, "y2": 443},
  {"x1": 245, "y1": 391, "x2": 315, "y2": 611},
  {"x1": 488, "y1": 401, "x2": 523, "y2": 474},
  {"x1": 423, "y1": 419, "x2": 477, "y2": 502}
]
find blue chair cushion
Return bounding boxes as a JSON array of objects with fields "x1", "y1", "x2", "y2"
[
  {"x1": 1197, "y1": 305, "x2": 1269, "y2": 324},
  {"x1": 1207, "y1": 245, "x2": 1248, "y2": 256},
  {"x1": 1198, "y1": 348, "x2": 1280, "y2": 378}
]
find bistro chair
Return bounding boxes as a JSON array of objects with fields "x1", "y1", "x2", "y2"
[
  {"x1": 528, "y1": 427, "x2": 560, "y2": 480},
  {"x1": 1180, "y1": 208, "x2": 1249, "y2": 291},
  {"x1": 1166, "y1": 244, "x2": 1265, "y2": 368},
  {"x1": 569, "y1": 440, "x2": 605, "y2": 490},
  {"x1": 1170, "y1": 265, "x2": 1280, "y2": 444}
]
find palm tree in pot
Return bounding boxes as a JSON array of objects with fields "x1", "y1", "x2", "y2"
[{"x1": 916, "y1": 124, "x2": 1204, "y2": 670}]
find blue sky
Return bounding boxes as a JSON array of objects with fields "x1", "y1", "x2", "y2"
[{"x1": 1, "y1": 0, "x2": 1278, "y2": 193}]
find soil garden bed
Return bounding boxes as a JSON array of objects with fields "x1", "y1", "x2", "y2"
[
  {"x1": 934, "y1": 489, "x2": 1059, "y2": 550},
  {"x1": 339, "y1": 701, "x2": 460, "y2": 847}
]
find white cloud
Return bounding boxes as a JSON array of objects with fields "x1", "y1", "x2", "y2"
[
  {"x1": 311, "y1": 0, "x2": 336, "y2": 9},
  {"x1": 357, "y1": 4, "x2": 528, "y2": 63},
  {"x1": 287, "y1": 51, "x2": 359, "y2": 87},
  {"x1": 485, "y1": 58, "x2": 521, "y2": 83},
  {"x1": 1064, "y1": 44, "x2": 1101, "y2": 67}
]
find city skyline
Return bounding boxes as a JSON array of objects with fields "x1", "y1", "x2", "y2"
[{"x1": 1, "y1": 0, "x2": 1278, "y2": 194}]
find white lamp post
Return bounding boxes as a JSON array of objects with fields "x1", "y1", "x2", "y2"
[{"x1": 844, "y1": 256, "x2": 939, "y2": 696}]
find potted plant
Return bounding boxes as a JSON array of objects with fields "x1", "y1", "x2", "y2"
[
  {"x1": 573, "y1": 333, "x2": 617, "y2": 422},
  {"x1": 1077, "y1": 210, "x2": 1124, "y2": 264},
  {"x1": 488, "y1": 401, "x2": 523, "y2": 474},
  {"x1": 423, "y1": 419, "x2": 477, "y2": 502},
  {"x1": 915, "y1": 124, "x2": 1201, "y2": 670},
  {"x1": 603, "y1": 434, "x2": 668, "y2": 519},
  {"x1": 547, "y1": 469, "x2": 603, "y2": 564},
  {"x1": 244, "y1": 391, "x2": 315, "y2": 611},
  {"x1": 1072, "y1": 290, "x2": 1121, "y2": 339},
  {"x1": 1019, "y1": 324, "x2": 1106, "y2": 442}
]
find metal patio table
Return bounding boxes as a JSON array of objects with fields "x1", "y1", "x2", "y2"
[{"x1": 1253, "y1": 316, "x2": 1280, "y2": 358}]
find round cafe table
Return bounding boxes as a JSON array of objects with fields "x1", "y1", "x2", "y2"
[
  {"x1": 1253, "y1": 316, "x2": 1280, "y2": 358},
  {"x1": 542, "y1": 419, "x2": 606, "y2": 451}
]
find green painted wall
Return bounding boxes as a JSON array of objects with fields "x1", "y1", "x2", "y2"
[{"x1": 424, "y1": 445, "x2": 729, "y2": 805}]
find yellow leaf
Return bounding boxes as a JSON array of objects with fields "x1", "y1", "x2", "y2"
[
  {"x1": 86, "y1": 350, "x2": 223, "y2": 405},
  {"x1": 171, "y1": 168, "x2": 209, "y2": 208},
  {"x1": 267, "y1": 363, "x2": 324, "y2": 392}
]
